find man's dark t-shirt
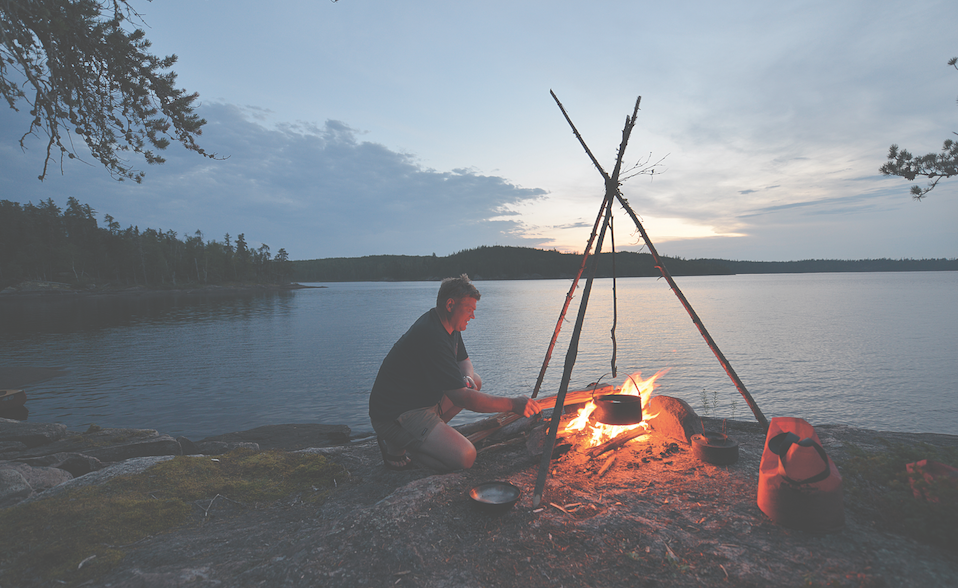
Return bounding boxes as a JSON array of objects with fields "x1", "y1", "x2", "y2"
[{"x1": 369, "y1": 308, "x2": 468, "y2": 422}]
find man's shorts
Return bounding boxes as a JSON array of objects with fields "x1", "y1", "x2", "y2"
[{"x1": 371, "y1": 396, "x2": 455, "y2": 451}]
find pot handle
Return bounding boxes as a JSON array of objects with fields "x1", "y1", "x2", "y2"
[
  {"x1": 767, "y1": 432, "x2": 832, "y2": 486},
  {"x1": 589, "y1": 377, "x2": 607, "y2": 401}
]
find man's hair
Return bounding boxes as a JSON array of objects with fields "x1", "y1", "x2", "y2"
[{"x1": 436, "y1": 274, "x2": 481, "y2": 308}]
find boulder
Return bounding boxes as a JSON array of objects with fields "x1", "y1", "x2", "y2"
[
  {"x1": 0, "y1": 418, "x2": 68, "y2": 448},
  {"x1": 646, "y1": 396, "x2": 701, "y2": 445},
  {"x1": 176, "y1": 436, "x2": 199, "y2": 455},
  {"x1": 0, "y1": 462, "x2": 72, "y2": 493},
  {"x1": 0, "y1": 468, "x2": 33, "y2": 508}
]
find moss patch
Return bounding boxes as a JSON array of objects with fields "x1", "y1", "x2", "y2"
[
  {"x1": 839, "y1": 441, "x2": 958, "y2": 549},
  {"x1": 0, "y1": 449, "x2": 347, "y2": 587}
]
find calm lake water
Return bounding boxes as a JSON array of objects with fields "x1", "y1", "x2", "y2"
[{"x1": 2, "y1": 272, "x2": 956, "y2": 439}]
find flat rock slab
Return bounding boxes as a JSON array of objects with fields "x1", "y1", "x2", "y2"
[
  {"x1": 25, "y1": 456, "x2": 176, "y2": 501},
  {"x1": 199, "y1": 423, "x2": 351, "y2": 451},
  {"x1": 82, "y1": 434, "x2": 182, "y2": 462},
  {"x1": 6, "y1": 423, "x2": 183, "y2": 462},
  {"x1": 0, "y1": 418, "x2": 68, "y2": 448}
]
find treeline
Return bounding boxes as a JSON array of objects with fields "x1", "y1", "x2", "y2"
[
  {"x1": 291, "y1": 245, "x2": 958, "y2": 283},
  {"x1": 290, "y1": 245, "x2": 734, "y2": 282},
  {"x1": 0, "y1": 198, "x2": 292, "y2": 290}
]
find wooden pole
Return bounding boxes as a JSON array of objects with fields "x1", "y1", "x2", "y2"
[{"x1": 532, "y1": 198, "x2": 612, "y2": 507}]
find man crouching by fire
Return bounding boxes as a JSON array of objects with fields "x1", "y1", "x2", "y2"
[{"x1": 369, "y1": 274, "x2": 540, "y2": 471}]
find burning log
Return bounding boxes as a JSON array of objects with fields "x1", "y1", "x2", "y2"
[
  {"x1": 464, "y1": 385, "x2": 615, "y2": 445},
  {"x1": 586, "y1": 426, "x2": 650, "y2": 458}
]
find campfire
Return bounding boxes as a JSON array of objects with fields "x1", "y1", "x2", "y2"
[{"x1": 563, "y1": 369, "x2": 670, "y2": 449}]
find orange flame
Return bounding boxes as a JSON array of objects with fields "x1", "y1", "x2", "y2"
[{"x1": 563, "y1": 368, "x2": 670, "y2": 447}]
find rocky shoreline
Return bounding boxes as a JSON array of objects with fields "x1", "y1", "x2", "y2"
[
  {"x1": 0, "y1": 419, "x2": 352, "y2": 508},
  {"x1": 2, "y1": 410, "x2": 958, "y2": 587}
]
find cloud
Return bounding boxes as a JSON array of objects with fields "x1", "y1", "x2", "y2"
[{"x1": 0, "y1": 103, "x2": 549, "y2": 259}]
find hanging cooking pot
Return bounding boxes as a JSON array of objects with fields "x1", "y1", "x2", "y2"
[{"x1": 593, "y1": 394, "x2": 644, "y2": 425}]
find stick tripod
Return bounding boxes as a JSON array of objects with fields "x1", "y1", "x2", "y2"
[{"x1": 531, "y1": 92, "x2": 768, "y2": 507}]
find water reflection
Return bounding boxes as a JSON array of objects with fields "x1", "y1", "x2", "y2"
[
  {"x1": 1, "y1": 274, "x2": 956, "y2": 439},
  {"x1": 0, "y1": 289, "x2": 297, "y2": 333}
]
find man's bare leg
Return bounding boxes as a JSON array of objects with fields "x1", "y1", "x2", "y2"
[
  {"x1": 410, "y1": 396, "x2": 473, "y2": 471},
  {"x1": 411, "y1": 422, "x2": 476, "y2": 471}
]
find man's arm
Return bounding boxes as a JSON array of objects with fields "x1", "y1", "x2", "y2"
[
  {"x1": 458, "y1": 358, "x2": 482, "y2": 391},
  {"x1": 445, "y1": 387, "x2": 541, "y2": 417}
]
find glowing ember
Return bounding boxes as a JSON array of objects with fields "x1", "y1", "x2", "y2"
[{"x1": 563, "y1": 368, "x2": 670, "y2": 447}]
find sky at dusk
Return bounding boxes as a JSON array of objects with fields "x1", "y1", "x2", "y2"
[{"x1": 1, "y1": 0, "x2": 956, "y2": 262}]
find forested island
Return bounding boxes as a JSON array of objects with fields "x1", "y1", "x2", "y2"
[
  {"x1": 0, "y1": 198, "x2": 293, "y2": 292},
  {"x1": 2, "y1": 198, "x2": 954, "y2": 293},
  {"x1": 291, "y1": 246, "x2": 957, "y2": 282}
]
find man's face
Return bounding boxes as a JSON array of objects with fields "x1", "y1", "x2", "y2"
[{"x1": 447, "y1": 297, "x2": 477, "y2": 332}]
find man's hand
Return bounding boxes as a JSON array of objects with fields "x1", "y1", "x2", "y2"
[{"x1": 511, "y1": 397, "x2": 542, "y2": 418}]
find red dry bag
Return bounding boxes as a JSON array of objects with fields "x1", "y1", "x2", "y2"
[{"x1": 757, "y1": 417, "x2": 844, "y2": 532}]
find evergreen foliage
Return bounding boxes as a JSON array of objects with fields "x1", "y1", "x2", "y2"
[
  {"x1": 880, "y1": 57, "x2": 958, "y2": 199},
  {"x1": 0, "y1": 0, "x2": 213, "y2": 182},
  {"x1": 0, "y1": 197, "x2": 292, "y2": 290}
]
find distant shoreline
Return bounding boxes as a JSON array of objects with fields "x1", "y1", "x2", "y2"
[
  {"x1": 0, "y1": 281, "x2": 323, "y2": 300},
  {"x1": 289, "y1": 245, "x2": 958, "y2": 283}
]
